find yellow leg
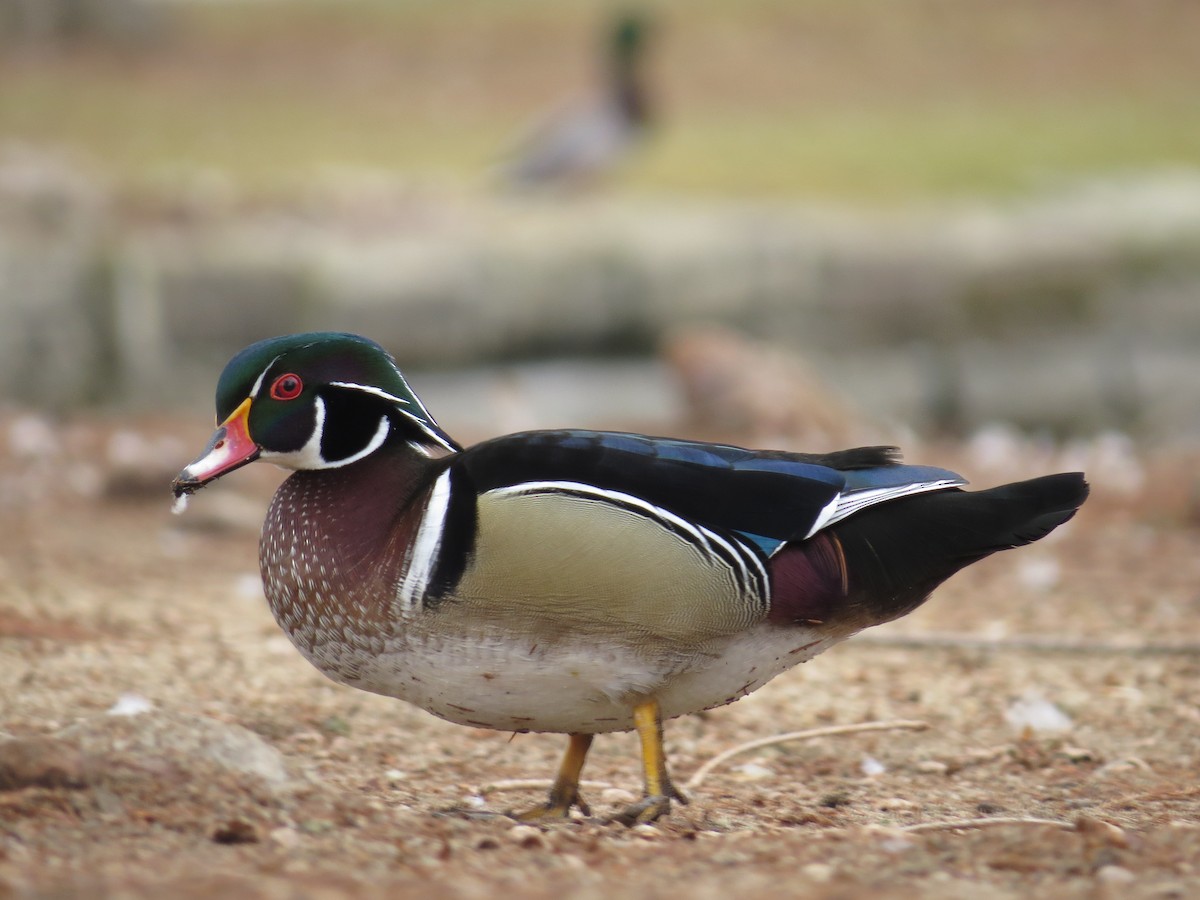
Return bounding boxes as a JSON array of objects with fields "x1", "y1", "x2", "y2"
[
  {"x1": 614, "y1": 697, "x2": 688, "y2": 826},
  {"x1": 512, "y1": 733, "x2": 594, "y2": 821}
]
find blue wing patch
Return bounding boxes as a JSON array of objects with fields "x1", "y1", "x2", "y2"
[{"x1": 733, "y1": 531, "x2": 788, "y2": 556}]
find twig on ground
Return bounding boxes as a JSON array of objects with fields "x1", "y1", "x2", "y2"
[
  {"x1": 899, "y1": 816, "x2": 1074, "y2": 834},
  {"x1": 857, "y1": 631, "x2": 1200, "y2": 656},
  {"x1": 685, "y1": 719, "x2": 929, "y2": 791}
]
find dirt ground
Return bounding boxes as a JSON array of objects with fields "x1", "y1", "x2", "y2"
[{"x1": 1, "y1": 408, "x2": 1199, "y2": 899}]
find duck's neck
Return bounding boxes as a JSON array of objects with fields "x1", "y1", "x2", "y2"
[{"x1": 260, "y1": 441, "x2": 446, "y2": 641}]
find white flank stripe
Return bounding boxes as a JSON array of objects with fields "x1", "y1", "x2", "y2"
[
  {"x1": 489, "y1": 480, "x2": 769, "y2": 599},
  {"x1": 704, "y1": 526, "x2": 770, "y2": 601},
  {"x1": 491, "y1": 480, "x2": 716, "y2": 553},
  {"x1": 397, "y1": 469, "x2": 453, "y2": 613},
  {"x1": 802, "y1": 494, "x2": 842, "y2": 540},
  {"x1": 807, "y1": 477, "x2": 966, "y2": 538}
]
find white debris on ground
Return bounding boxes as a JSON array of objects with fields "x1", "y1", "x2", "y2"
[
  {"x1": 860, "y1": 755, "x2": 887, "y2": 777},
  {"x1": 732, "y1": 762, "x2": 775, "y2": 781},
  {"x1": 107, "y1": 693, "x2": 155, "y2": 717},
  {"x1": 1004, "y1": 691, "x2": 1074, "y2": 735}
]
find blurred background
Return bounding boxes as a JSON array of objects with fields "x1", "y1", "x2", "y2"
[
  {"x1": 7, "y1": 6, "x2": 1200, "y2": 890},
  {"x1": 1, "y1": 0, "x2": 1198, "y2": 446}
]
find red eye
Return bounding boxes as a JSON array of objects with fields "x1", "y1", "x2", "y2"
[{"x1": 269, "y1": 373, "x2": 303, "y2": 401}]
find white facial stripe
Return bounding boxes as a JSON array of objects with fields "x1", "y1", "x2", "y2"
[
  {"x1": 325, "y1": 417, "x2": 390, "y2": 469},
  {"x1": 329, "y1": 381, "x2": 410, "y2": 405},
  {"x1": 405, "y1": 417, "x2": 458, "y2": 453},
  {"x1": 406, "y1": 440, "x2": 436, "y2": 458},
  {"x1": 329, "y1": 380, "x2": 457, "y2": 452},
  {"x1": 397, "y1": 469, "x2": 453, "y2": 614},
  {"x1": 250, "y1": 354, "x2": 284, "y2": 400},
  {"x1": 258, "y1": 395, "x2": 392, "y2": 472}
]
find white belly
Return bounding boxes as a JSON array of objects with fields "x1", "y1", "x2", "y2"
[{"x1": 292, "y1": 622, "x2": 845, "y2": 734}]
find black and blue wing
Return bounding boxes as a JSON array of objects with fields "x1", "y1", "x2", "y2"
[{"x1": 454, "y1": 430, "x2": 964, "y2": 552}]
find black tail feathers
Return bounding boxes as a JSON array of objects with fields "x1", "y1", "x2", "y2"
[
  {"x1": 831, "y1": 472, "x2": 1089, "y2": 625},
  {"x1": 972, "y1": 472, "x2": 1090, "y2": 551}
]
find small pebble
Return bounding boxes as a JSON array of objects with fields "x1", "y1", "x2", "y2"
[
  {"x1": 878, "y1": 835, "x2": 916, "y2": 854},
  {"x1": 1095, "y1": 865, "x2": 1135, "y2": 885},
  {"x1": 269, "y1": 827, "x2": 300, "y2": 849},
  {"x1": 733, "y1": 762, "x2": 774, "y2": 780},
  {"x1": 1076, "y1": 815, "x2": 1129, "y2": 848},
  {"x1": 1004, "y1": 691, "x2": 1073, "y2": 734},
  {"x1": 1060, "y1": 746, "x2": 1096, "y2": 762},
  {"x1": 600, "y1": 787, "x2": 637, "y2": 805},
  {"x1": 915, "y1": 760, "x2": 949, "y2": 775},
  {"x1": 861, "y1": 755, "x2": 886, "y2": 777},
  {"x1": 107, "y1": 693, "x2": 154, "y2": 717},
  {"x1": 802, "y1": 862, "x2": 834, "y2": 883},
  {"x1": 0, "y1": 737, "x2": 87, "y2": 790},
  {"x1": 877, "y1": 797, "x2": 919, "y2": 811},
  {"x1": 212, "y1": 819, "x2": 259, "y2": 845},
  {"x1": 559, "y1": 854, "x2": 587, "y2": 872},
  {"x1": 508, "y1": 825, "x2": 546, "y2": 849}
]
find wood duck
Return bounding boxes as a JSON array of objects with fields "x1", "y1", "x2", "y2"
[
  {"x1": 172, "y1": 332, "x2": 1089, "y2": 824},
  {"x1": 501, "y1": 13, "x2": 652, "y2": 189}
]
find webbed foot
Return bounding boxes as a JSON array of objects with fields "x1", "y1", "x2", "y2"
[{"x1": 509, "y1": 733, "x2": 594, "y2": 823}]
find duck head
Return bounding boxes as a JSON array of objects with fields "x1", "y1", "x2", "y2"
[{"x1": 171, "y1": 332, "x2": 458, "y2": 500}]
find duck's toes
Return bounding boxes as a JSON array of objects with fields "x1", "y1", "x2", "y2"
[
  {"x1": 610, "y1": 794, "x2": 675, "y2": 826},
  {"x1": 510, "y1": 796, "x2": 591, "y2": 823}
]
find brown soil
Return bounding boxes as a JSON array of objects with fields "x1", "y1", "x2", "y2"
[{"x1": 1, "y1": 411, "x2": 1198, "y2": 899}]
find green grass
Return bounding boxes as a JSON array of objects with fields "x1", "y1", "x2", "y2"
[
  {"x1": 636, "y1": 98, "x2": 1200, "y2": 202},
  {"x1": 1, "y1": 0, "x2": 1198, "y2": 204},
  {"x1": 0, "y1": 70, "x2": 509, "y2": 194}
]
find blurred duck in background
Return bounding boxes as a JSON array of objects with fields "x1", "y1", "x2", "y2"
[{"x1": 501, "y1": 12, "x2": 653, "y2": 191}]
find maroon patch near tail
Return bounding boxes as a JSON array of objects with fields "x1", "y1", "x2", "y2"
[{"x1": 766, "y1": 532, "x2": 849, "y2": 626}]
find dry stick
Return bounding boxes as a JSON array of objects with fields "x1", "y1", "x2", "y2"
[
  {"x1": 899, "y1": 817, "x2": 1074, "y2": 834},
  {"x1": 857, "y1": 631, "x2": 1200, "y2": 656},
  {"x1": 684, "y1": 719, "x2": 929, "y2": 792}
]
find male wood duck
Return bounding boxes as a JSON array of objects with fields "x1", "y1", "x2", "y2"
[{"x1": 172, "y1": 332, "x2": 1089, "y2": 824}]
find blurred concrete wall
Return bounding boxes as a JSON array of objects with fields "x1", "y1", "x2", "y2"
[{"x1": 2, "y1": 160, "x2": 1199, "y2": 436}]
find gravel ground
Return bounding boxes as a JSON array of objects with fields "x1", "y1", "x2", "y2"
[{"x1": 1, "y1": 409, "x2": 1198, "y2": 899}]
